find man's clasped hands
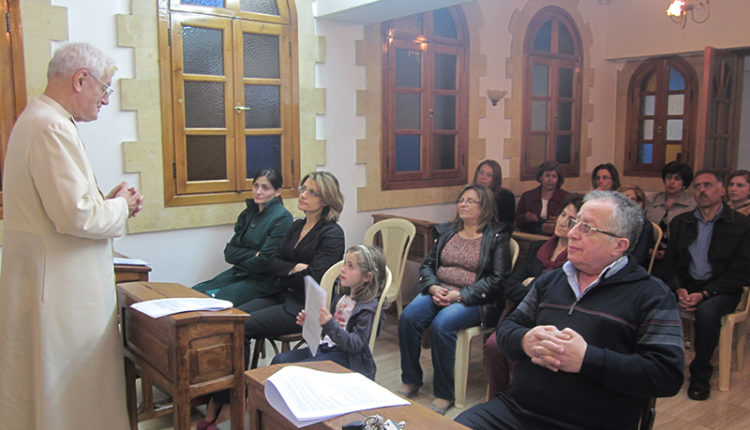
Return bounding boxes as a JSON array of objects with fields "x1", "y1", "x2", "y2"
[{"x1": 521, "y1": 325, "x2": 588, "y2": 373}]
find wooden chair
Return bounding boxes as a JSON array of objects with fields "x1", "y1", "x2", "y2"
[
  {"x1": 364, "y1": 218, "x2": 416, "y2": 317},
  {"x1": 647, "y1": 222, "x2": 663, "y2": 275},
  {"x1": 454, "y1": 238, "x2": 520, "y2": 408},
  {"x1": 681, "y1": 286, "x2": 750, "y2": 391},
  {"x1": 249, "y1": 260, "x2": 343, "y2": 369}
]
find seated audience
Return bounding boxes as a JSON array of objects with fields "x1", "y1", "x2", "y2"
[
  {"x1": 199, "y1": 171, "x2": 345, "y2": 429},
  {"x1": 456, "y1": 191, "x2": 684, "y2": 430},
  {"x1": 661, "y1": 170, "x2": 750, "y2": 401},
  {"x1": 397, "y1": 185, "x2": 512, "y2": 415},
  {"x1": 727, "y1": 169, "x2": 750, "y2": 216},
  {"x1": 619, "y1": 184, "x2": 654, "y2": 270},
  {"x1": 591, "y1": 162, "x2": 621, "y2": 191},
  {"x1": 272, "y1": 245, "x2": 387, "y2": 380},
  {"x1": 484, "y1": 193, "x2": 583, "y2": 398},
  {"x1": 473, "y1": 159, "x2": 515, "y2": 225},
  {"x1": 193, "y1": 168, "x2": 293, "y2": 306},
  {"x1": 515, "y1": 161, "x2": 569, "y2": 235}
]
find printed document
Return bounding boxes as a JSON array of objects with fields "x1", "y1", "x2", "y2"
[
  {"x1": 131, "y1": 298, "x2": 233, "y2": 318},
  {"x1": 303, "y1": 275, "x2": 327, "y2": 355}
]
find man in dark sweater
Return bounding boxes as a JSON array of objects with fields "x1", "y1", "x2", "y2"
[
  {"x1": 661, "y1": 170, "x2": 750, "y2": 401},
  {"x1": 456, "y1": 191, "x2": 684, "y2": 430}
]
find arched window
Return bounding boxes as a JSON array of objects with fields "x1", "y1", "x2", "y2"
[
  {"x1": 521, "y1": 7, "x2": 582, "y2": 180},
  {"x1": 625, "y1": 57, "x2": 697, "y2": 175},
  {"x1": 160, "y1": 0, "x2": 299, "y2": 206},
  {"x1": 381, "y1": 7, "x2": 468, "y2": 190}
]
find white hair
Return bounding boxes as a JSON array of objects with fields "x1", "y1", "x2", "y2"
[
  {"x1": 584, "y1": 190, "x2": 643, "y2": 254},
  {"x1": 47, "y1": 43, "x2": 116, "y2": 80}
]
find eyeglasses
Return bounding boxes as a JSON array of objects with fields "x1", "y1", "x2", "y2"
[
  {"x1": 567, "y1": 218, "x2": 622, "y2": 238},
  {"x1": 298, "y1": 185, "x2": 321, "y2": 199},
  {"x1": 457, "y1": 198, "x2": 480, "y2": 205},
  {"x1": 88, "y1": 71, "x2": 114, "y2": 98}
]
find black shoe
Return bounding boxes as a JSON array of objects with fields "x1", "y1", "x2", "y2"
[{"x1": 687, "y1": 380, "x2": 711, "y2": 401}]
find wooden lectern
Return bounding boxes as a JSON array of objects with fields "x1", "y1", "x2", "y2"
[{"x1": 117, "y1": 281, "x2": 249, "y2": 430}]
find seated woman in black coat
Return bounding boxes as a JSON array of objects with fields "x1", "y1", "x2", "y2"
[
  {"x1": 619, "y1": 184, "x2": 654, "y2": 270},
  {"x1": 198, "y1": 171, "x2": 345, "y2": 429},
  {"x1": 473, "y1": 159, "x2": 515, "y2": 226}
]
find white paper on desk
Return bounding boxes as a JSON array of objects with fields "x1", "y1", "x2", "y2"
[
  {"x1": 303, "y1": 275, "x2": 327, "y2": 356},
  {"x1": 130, "y1": 298, "x2": 233, "y2": 318},
  {"x1": 264, "y1": 365, "x2": 409, "y2": 428},
  {"x1": 113, "y1": 257, "x2": 151, "y2": 266}
]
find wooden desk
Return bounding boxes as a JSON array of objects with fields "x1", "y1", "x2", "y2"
[
  {"x1": 245, "y1": 361, "x2": 468, "y2": 430},
  {"x1": 117, "y1": 281, "x2": 249, "y2": 430},
  {"x1": 114, "y1": 262, "x2": 152, "y2": 283}
]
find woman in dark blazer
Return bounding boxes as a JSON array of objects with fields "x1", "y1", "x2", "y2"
[
  {"x1": 515, "y1": 161, "x2": 569, "y2": 234},
  {"x1": 473, "y1": 159, "x2": 515, "y2": 226}
]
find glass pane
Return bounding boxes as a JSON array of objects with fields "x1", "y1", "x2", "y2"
[
  {"x1": 395, "y1": 49, "x2": 421, "y2": 88},
  {"x1": 718, "y1": 102, "x2": 730, "y2": 134},
  {"x1": 390, "y1": 13, "x2": 423, "y2": 34},
  {"x1": 433, "y1": 8, "x2": 457, "y2": 39},
  {"x1": 558, "y1": 67, "x2": 573, "y2": 98},
  {"x1": 641, "y1": 71, "x2": 656, "y2": 92},
  {"x1": 181, "y1": 0, "x2": 224, "y2": 7},
  {"x1": 531, "y1": 101, "x2": 548, "y2": 131},
  {"x1": 558, "y1": 24, "x2": 574, "y2": 55},
  {"x1": 395, "y1": 134, "x2": 420, "y2": 172},
  {"x1": 240, "y1": 0, "x2": 279, "y2": 15},
  {"x1": 532, "y1": 64, "x2": 549, "y2": 96},
  {"x1": 640, "y1": 119, "x2": 654, "y2": 140},
  {"x1": 185, "y1": 81, "x2": 225, "y2": 128},
  {"x1": 434, "y1": 53, "x2": 456, "y2": 90},
  {"x1": 182, "y1": 26, "x2": 223, "y2": 76},
  {"x1": 395, "y1": 93, "x2": 420, "y2": 129},
  {"x1": 244, "y1": 85, "x2": 280, "y2": 128},
  {"x1": 556, "y1": 135, "x2": 571, "y2": 164},
  {"x1": 641, "y1": 95, "x2": 655, "y2": 116},
  {"x1": 245, "y1": 135, "x2": 281, "y2": 178},
  {"x1": 705, "y1": 139, "x2": 715, "y2": 166},
  {"x1": 666, "y1": 143, "x2": 682, "y2": 162},
  {"x1": 433, "y1": 95, "x2": 456, "y2": 130},
  {"x1": 529, "y1": 135, "x2": 547, "y2": 167},
  {"x1": 557, "y1": 101, "x2": 572, "y2": 131},
  {"x1": 637, "y1": 143, "x2": 653, "y2": 164},
  {"x1": 707, "y1": 102, "x2": 718, "y2": 134},
  {"x1": 667, "y1": 94, "x2": 684, "y2": 116},
  {"x1": 666, "y1": 119, "x2": 683, "y2": 140},
  {"x1": 432, "y1": 134, "x2": 455, "y2": 170},
  {"x1": 668, "y1": 67, "x2": 685, "y2": 91},
  {"x1": 244, "y1": 33, "x2": 279, "y2": 78},
  {"x1": 186, "y1": 135, "x2": 226, "y2": 181},
  {"x1": 716, "y1": 138, "x2": 728, "y2": 167},
  {"x1": 533, "y1": 21, "x2": 551, "y2": 52}
]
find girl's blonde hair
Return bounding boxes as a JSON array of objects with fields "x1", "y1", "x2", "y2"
[{"x1": 343, "y1": 245, "x2": 387, "y2": 303}]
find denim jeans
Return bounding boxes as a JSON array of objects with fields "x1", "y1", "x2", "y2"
[
  {"x1": 271, "y1": 344, "x2": 350, "y2": 370},
  {"x1": 399, "y1": 293, "x2": 481, "y2": 400}
]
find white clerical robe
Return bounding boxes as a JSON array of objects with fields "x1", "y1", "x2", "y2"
[{"x1": 0, "y1": 95, "x2": 130, "y2": 429}]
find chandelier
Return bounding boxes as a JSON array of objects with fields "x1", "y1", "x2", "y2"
[{"x1": 666, "y1": 0, "x2": 711, "y2": 28}]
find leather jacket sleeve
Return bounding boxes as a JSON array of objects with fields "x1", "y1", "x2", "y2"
[{"x1": 459, "y1": 227, "x2": 512, "y2": 306}]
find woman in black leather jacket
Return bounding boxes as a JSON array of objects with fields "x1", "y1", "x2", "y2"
[{"x1": 397, "y1": 184, "x2": 512, "y2": 414}]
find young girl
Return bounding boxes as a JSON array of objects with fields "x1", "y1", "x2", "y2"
[{"x1": 270, "y1": 245, "x2": 387, "y2": 380}]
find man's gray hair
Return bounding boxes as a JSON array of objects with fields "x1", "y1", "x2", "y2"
[
  {"x1": 584, "y1": 190, "x2": 644, "y2": 254},
  {"x1": 47, "y1": 43, "x2": 116, "y2": 81}
]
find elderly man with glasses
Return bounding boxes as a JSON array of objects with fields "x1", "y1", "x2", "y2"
[
  {"x1": 0, "y1": 43, "x2": 142, "y2": 430},
  {"x1": 456, "y1": 191, "x2": 684, "y2": 430}
]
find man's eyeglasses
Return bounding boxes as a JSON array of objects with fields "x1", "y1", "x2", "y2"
[
  {"x1": 567, "y1": 218, "x2": 622, "y2": 238},
  {"x1": 298, "y1": 185, "x2": 321, "y2": 199},
  {"x1": 88, "y1": 72, "x2": 114, "y2": 98}
]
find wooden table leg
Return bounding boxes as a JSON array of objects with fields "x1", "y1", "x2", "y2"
[
  {"x1": 174, "y1": 392, "x2": 191, "y2": 430},
  {"x1": 124, "y1": 358, "x2": 138, "y2": 430},
  {"x1": 230, "y1": 384, "x2": 245, "y2": 430}
]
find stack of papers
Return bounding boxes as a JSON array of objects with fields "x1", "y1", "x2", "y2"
[
  {"x1": 264, "y1": 366, "x2": 409, "y2": 428},
  {"x1": 131, "y1": 298, "x2": 234, "y2": 318}
]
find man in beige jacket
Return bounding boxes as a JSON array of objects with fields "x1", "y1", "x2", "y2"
[{"x1": 0, "y1": 43, "x2": 142, "y2": 429}]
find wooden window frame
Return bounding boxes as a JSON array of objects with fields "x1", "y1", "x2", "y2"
[
  {"x1": 624, "y1": 56, "x2": 697, "y2": 177},
  {"x1": 520, "y1": 7, "x2": 582, "y2": 181},
  {"x1": 0, "y1": 0, "x2": 27, "y2": 219},
  {"x1": 159, "y1": 0, "x2": 300, "y2": 206},
  {"x1": 380, "y1": 7, "x2": 469, "y2": 191}
]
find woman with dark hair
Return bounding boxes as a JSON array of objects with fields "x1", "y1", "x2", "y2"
[
  {"x1": 483, "y1": 193, "x2": 583, "y2": 398},
  {"x1": 473, "y1": 159, "x2": 515, "y2": 225},
  {"x1": 515, "y1": 161, "x2": 569, "y2": 234},
  {"x1": 645, "y1": 161, "x2": 695, "y2": 250},
  {"x1": 199, "y1": 171, "x2": 345, "y2": 429},
  {"x1": 591, "y1": 163, "x2": 621, "y2": 191},
  {"x1": 727, "y1": 170, "x2": 750, "y2": 216},
  {"x1": 397, "y1": 184, "x2": 512, "y2": 415},
  {"x1": 193, "y1": 168, "x2": 293, "y2": 306}
]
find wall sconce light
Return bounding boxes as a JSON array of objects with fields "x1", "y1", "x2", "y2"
[
  {"x1": 487, "y1": 89, "x2": 507, "y2": 107},
  {"x1": 666, "y1": 0, "x2": 710, "y2": 28}
]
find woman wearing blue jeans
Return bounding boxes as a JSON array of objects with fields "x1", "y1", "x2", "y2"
[{"x1": 397, "y1": 184, "x2": 512, "y2": 415}]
